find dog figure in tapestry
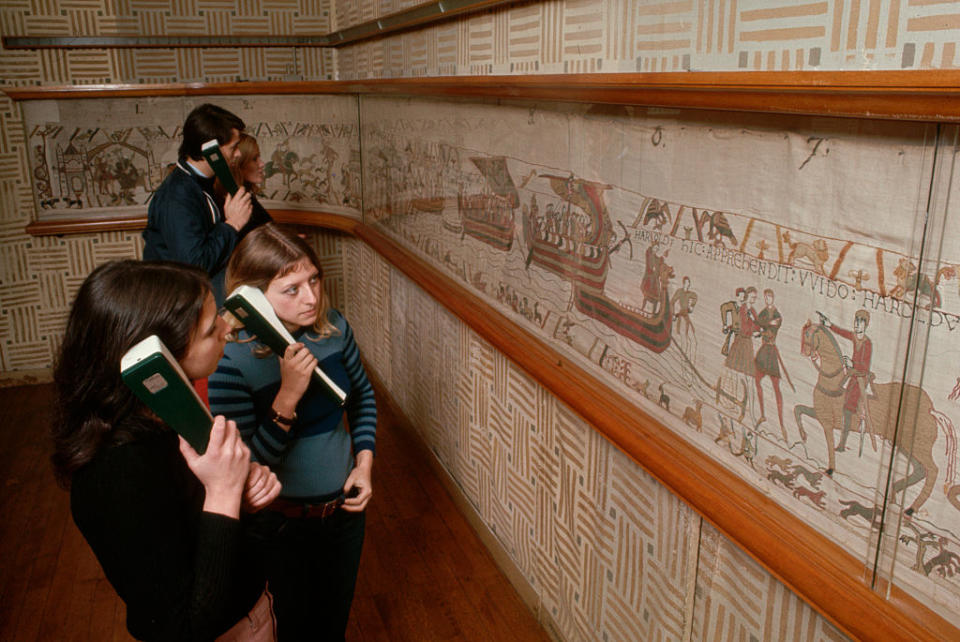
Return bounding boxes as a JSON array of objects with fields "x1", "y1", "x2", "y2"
[
  {"x1": 793, "y1": 316, "x2": 958, "y2": 515},
  {"x1": 682, "y1": 400, "x2": 703, "y2": 432},
  {"x1": 783, "y1": 231, "x2": 829, "y2": 275}
]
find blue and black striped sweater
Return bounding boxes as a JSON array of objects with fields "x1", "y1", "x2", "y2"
[{"x1": 208, "y1": 310, "x2": 376, "y2": 498}]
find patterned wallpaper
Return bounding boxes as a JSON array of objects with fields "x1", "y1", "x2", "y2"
[{"x1": 334, "y1": 0, "x2": 960, "y2": 78}]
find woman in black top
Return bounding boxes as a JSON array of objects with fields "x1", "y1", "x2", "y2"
[{"x1": 51, "y1": 260, "x2": 281, "y2": 641}]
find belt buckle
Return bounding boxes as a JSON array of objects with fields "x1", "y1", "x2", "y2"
[
  {"x1": 326, "y1": 494, "x2": 346, "y2": 518},
  {"x1": 322, "y1": 495, "x2": 345, "y2": 518}
]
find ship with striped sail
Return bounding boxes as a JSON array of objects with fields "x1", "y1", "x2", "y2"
[
  {"x1": 458, "y1": 156, "x2": 518, "y2": 251},
  {"x1": 523, "y1": 173, "x2": 672, "y2": 353}
]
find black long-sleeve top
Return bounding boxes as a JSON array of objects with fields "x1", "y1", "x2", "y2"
[
  {"x1": 70, "y1": 428, "x2": 263, "y2": 641},
  {"x1": 235, "y1": 193, "x2": 273, "y2": 245}
]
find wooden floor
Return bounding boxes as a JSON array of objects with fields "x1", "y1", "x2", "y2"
[{"x1": 0, "y1": 384, "x2": 550, "y2": 642}]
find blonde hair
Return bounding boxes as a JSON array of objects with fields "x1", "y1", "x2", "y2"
[
  {"x1": 215, "y1": 133, "x2": 261, "y2": 199},
  {"x1": 231, "y1": 133, "x2": 262, "y2": 194},
  {"x1": 226, "y1": 223, "x2": 338, "y2": 341}
]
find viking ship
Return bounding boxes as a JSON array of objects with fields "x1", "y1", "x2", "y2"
[
  {"x1": 409, "y1": 166, "x2": 446, "y2": 212},
  {"x1": 524, "y1": 174, "x2": 672, "y2": 352},
  {"x1": 523, "y1": 174, "x2": 612, "y2": 291},
  {"x1": 573, "y1": 285, "x2": 673, "y2": 353},
  {"x1": 458, "y1": 156, "x2": 518, "y2": 251}
]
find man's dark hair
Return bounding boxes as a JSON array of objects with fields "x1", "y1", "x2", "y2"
[{"x1": 179, "y1": 103, "x2": 245, "y2": 160}]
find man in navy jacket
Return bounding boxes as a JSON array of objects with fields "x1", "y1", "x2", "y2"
[{"x1": 143, "y1": 103, "x2": 252, "y2": 303}]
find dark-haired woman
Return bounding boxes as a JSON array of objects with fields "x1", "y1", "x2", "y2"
[
  {"x1": 52, "y1": 260, "x2": 282, "y2": 641},
  {"x1": 209, "y1": 224, "x2": 376, "y2": 641}
]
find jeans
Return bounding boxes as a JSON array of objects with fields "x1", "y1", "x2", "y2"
[{"x1": 256, "y1": 508, "x2": 366, "y2": 642}]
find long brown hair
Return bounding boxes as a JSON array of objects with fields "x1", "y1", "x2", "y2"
[
  {"x1": 225, "y1": 223, "x2": 337, "y2": 339},
  {"x1": 51, "y1": 261, "x2": 211, "y2": 486},
  {"x1": 215, "y1": 133, "x2": 261, "y2": 199},
  {"x1": 232, "y1": 134, "x2": 261, "y2": 193}
]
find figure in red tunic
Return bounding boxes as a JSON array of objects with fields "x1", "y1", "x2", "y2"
[
  {"x1": 724, "y1": 287, "x2": 759, "y2": 377},
  {"x1": 822, "y1": 309, "x2": 873, "y2": 452}
]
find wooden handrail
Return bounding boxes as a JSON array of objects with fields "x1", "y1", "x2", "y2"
[
  {"x1": 23, "y1": 209, "x2": 357, "y2": 237},
  {"x1": 25, "y1": 216, "x2": 147, "y2": 236},
  {"x1": 7, "y1": 70, "x2": 960, "y2": 121}
]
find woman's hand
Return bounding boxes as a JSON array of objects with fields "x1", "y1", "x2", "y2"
[
  {"x1": 223, "y1": 187, "x2": 252, "y2": 232},
  {"x1": 342, "y1": 450, "x2": 373, "y2": 513},
  {"x1": 242, "y1": 462, "x2": 282, "y2": 513},
  {"x1": 272, "y1": 343, "x2": 317, "y2": 425},
  {"x1": 179, "y1": 416, "x2": 250, "y2": 518}
]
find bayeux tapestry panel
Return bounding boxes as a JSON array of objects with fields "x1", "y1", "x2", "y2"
[
  {"x1": 358, "y1": 94, "x2": 960, "y2": 625},
  {"x1": 20, "y1": 95, "x2": 362, "y2": 223}
]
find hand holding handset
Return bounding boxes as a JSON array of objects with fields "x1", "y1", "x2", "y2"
[
  {"x1": 201, "y1": 139, "x2": 238, "y2": 195},
  {"x1": 121, "y1": 335, "x2": 213, "y2": 454},
  {"x1": 223, "y1": 285, "x2": 347, "y2": 406}
]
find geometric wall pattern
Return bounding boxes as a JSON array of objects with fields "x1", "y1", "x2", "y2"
[
  {"x1": 0, "y1": 2, "x2": 334, "y2": 85},
  {"x1": 335, "y1": 0, "x2": 960, "y2": 78},
  {"x1": 344, "y1": 237, "x2": 849, "y2": 641},
  {"x1": 0, "y1": 221, "x2": 344, "y2": 379},
  {"x1": 692, "y1": 522, "x2": 849, "y2": 641}
]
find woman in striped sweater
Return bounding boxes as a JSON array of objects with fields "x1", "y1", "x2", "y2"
[{"x1": 209, "y1": 224, "x2": 376, "y2": 641}]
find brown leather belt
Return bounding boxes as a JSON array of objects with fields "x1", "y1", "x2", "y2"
[{"x1": 268, "y1": 495, "x2": 344, "y2": 519}]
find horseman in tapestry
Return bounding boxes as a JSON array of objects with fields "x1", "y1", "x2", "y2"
[{"x1": 820, "y1": 309, "x2": 874, "y2": 453}]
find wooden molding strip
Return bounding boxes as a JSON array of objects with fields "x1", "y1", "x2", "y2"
[
  {"x1": 6, "y1": 71, "x2": 960, "y2": 121},
  {"x1": 23, "y1": 209, "x2": 356, "y2": 237},
  {"x1": 2, "y1": 35, "x2": 337, "y2": 49},
  {"x1": 25, "y1": 216, "x2": 147, "y2": 236},
  {"x1": 353, "y1": 223, "x2": 957, "y2": 642},
  {"x1": 270, "y1": 209, "x2": 360, "y2": 233}
]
